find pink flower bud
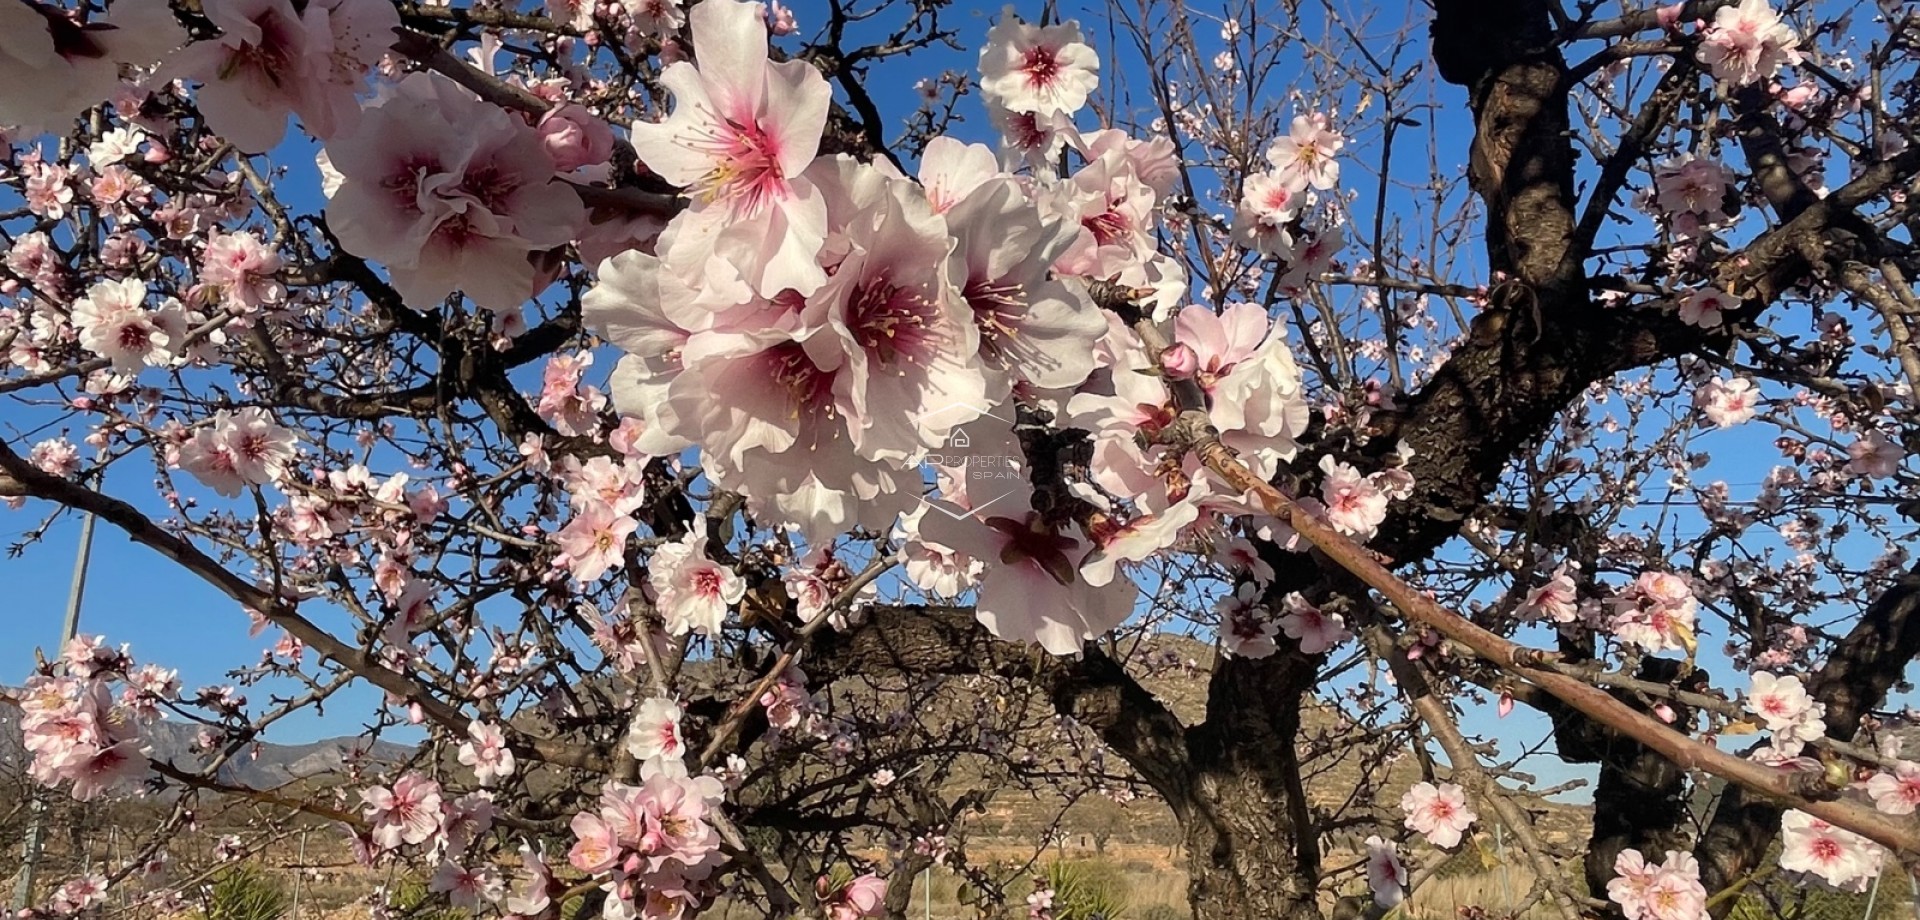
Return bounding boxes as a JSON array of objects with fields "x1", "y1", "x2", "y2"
[
  {"x1": 1160, "y1": 342, "x2": 1199, "y2": 379},
  {"x1": 764, "y1": 0, "x2": 798, "y2": 36},
  {"x1": 536, "y1": 105, "x2": 616, "y2": 173},
  {"x1": 71, "y1": 396, "x2": 95, "y2": 410},
  {"x1": 1653, "y1": 703, "x2": 1677, "y2": 723}
]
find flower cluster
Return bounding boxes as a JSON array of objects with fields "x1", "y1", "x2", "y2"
[
  {"x1": 18, "y1": 635, "x2": 175, "y2": 802},
  {"x1": 1608, "y1": 572, "x2": 1699, "y2": 655},
  {"x1": 567, "y1": 767, "x2": 729, "y2": 917},
  {"x1": 1607, "y1": 848, "x2": 1707, "y2": 920},
  {"x1": 1744, "y1": 671, "x2": 1827, "y2": 757}
]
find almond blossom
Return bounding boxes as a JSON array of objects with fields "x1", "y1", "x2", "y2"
[
  {"x1": 1231, "y1": 171, "x2": 1302, "y2": 257},
  {"x1": 0, "y1": 0, "x2": 183, "y2": 136},
  {"x1": 1778, "y1": 809, "x2": 1884, "y2": 891},
  {"x1": 648, "y1": 521, "x2": 745, "y2": 636},
  {"x1": 1365, "y1": 836, "x2": 1407, "y2": 909},
  {"x1": 323, "y1": 72, "x2": 585, "y2": 312},
  {"x1": 361, "y1": 773, "x2": 445, "y2": 851},
  {"x1": 1400, "y1": 781, "x2": 1476, "y2": 849},
  {"x1": 552, "y1": 500, "x2": 639, "y2": 584},
  {"x1": 1609, "y1": 572, "x2": 1699, "y2": 655},
  {"x1": 978, "y1": 7, "x2": 1099, "y2": 119},
  {"x1": 1744, "y1": 671, "x2": 1816, "y2": 733},
  {"x1": 915, "y1": 500, "x2": 1137, "y2": 655},
  {"x1": 1316, "y1": 456, "x2": 1390, "y2": 540},
  {"x1": 1277, "y1": 592, "x2": 1350, "y2": 654},
  {"x1": 70, "y1": 278, "x2": 183, "y2": 372},
  {"x1": 1217, "y1": 584, "x2": 1279, "y2": 659},
  {"x1": 200, "y1": 230, "x2": 285, "y2": 311},
  {"x1": 1265, "y1": 114, "x2": 1343, "y2": 191},
  {"x1": 1845, "y1": 430, "x2": 1904, "y2": 479},
  {"x1": 178, "y1": 408, "x2": 299, "y2": 496},
  {"x1": 1866, "y1": 761, "x2": 1920, "y2": 815},
  {"x1": 175, "y1": 0, "x2": 397, "y2": 152},
  {"x1": 1678, "y1": 286, "x2": 1733, "y2": 328},
  {"x1": 457, "y1": 721, "x2": 516, "y2": 787},
  {"x1": 1694, "y1": 376, "x2": 1759, "y2": 428},
  {"x1": 629, "y1": 0, "x2": 832, "y2": 299},
  {"x1": 625, "y1": 698, "x2": 686, "y2": 763},
  {"x1": 1519, "y1": 564, "x2": 1580, "y2": 623},
  {"x1": 1697, "y1": 0, "x2": 1801, "y2": 86},
  {"x1": 430, "y1": 862, "x2": 505, "y2": 910},
  {"x1": 1607, "y1": 849, "x2": 1707, "y2": 920}
]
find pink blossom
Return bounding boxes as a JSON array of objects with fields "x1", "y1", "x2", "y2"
[
  {"x1": 820, "y1": 873, "x2": 887, "y2": 920},
  {"x1": 1610, "y1": 572, "x2": 1699, "y2": 655},
  {"x1": 177, "y1": 0, "x2": 398, "y2": 152},
  {"x1": 179, "y1": 408, "x2": 299, "y2": 496},
  {"x1": 1232, "y1": 170, "x2": 1302, "y2": 257},
  {"x1": 1318, "y1": 456, "x2": 1390, "y2": 539},
  {"x1": 763, "y1": 0, "x2": 797, "y2": 36},
  {"x1": 458, "y1": 721, "x2": 516, "y2": 787},
  {"x1": 1266, "y1": 114, "x2": 1343, "y2": 191},
  {"x1": 31, "y1": 438, "x2": 81, "y2": 478},
  {"x1": 1779, "y1": 810, "x2": 1883, "y2": 891},
  {"x1": 553, "y1": 500, "x2": 639, "y2": 583},
  {"x1": 1846, "y1": 430, "x2": 1903, "y2": 479},
  {"x1": 917, "y1": 502, "x2": 1137, "y2": 655},
  {"x1": 1694, "y1": 376, "x2": 1759, "y2": 428},
  {"x1": 1400, "y1": 781, "x2": 1476, "y2": 849},
  {"x1": 1678, "y1": 286, "x2": 1733, "y2": 328},
  {"x1": 430, "y1": 862, "x2": 504, "y2": 910},
  {"x1": 625, "y1": 0, "x2": 685, "y2": 37},
  {"x1": 625, "y1": 698, "x2": 686, "y2": 763},
  {"x1": 1608, "y1": 849, "x2": 1707, "y2": 920},
  {"x1": 939, "y1": 159, "x2": 1107, "y2": 395},
  {"x1": 1745, "y1": 671, "x2": 1815, "y2": 733},
  {"x1": 71, "y1": 278, "x2": 182, "y2": 372},
  {"x1": 568, "y1": 810, "x2": 620, "y2": 874},
  {"x1": 360, "y1": 773, "x2": 445, "y2": 851},
  {"x1": 648, "y1": 521, "x2": 745, "y2": 636},
  {"x1": 0, "y1": 0, "x2": 182, "y2": 136},
  {"x1": 629, "y1": 0, "x2": 832, "y2": 299},
  {"x1": 200, "y1": 231, "x2": 284, "y2": 310},
  {"x1": 1697, "y1": 0, "x2": 1800, "y2": 86},
  {"x1": 324, "y1": 73, "x2": 585, "y2": 312},
  {"x1": 1217, "y1": 585, "x2": 1279, "y2": 659},
  {"x1": 1365, "y1": 836, "x2": 1406, "y2": 908},
  {"x1": 505, "y1": 844, "x2": 555, "y2": 917},
  {"x1": 1519, "y1": 564, "x2": 1580, "y2": 623},
  {"x1": 1278, "y1": 592, "x2": 1350, "y2": 654},
  {"x1": 978, "y1": 8, "x2": 1100, "y2": 119},
  {"x1": 537, "y1": 105, "x2": 617, "y2": 173},
  {"x1": 1866, "y1": 761, "x2": 1920, "y2": 815}
]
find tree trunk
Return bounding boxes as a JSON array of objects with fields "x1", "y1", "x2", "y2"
[{"x1": 1180, "y1": 654, "x2": 1323, "y2": 920}]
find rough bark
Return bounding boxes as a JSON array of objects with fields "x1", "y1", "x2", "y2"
[{"x1": 1180, "y1": 654, "x2": 1324, "y2": 920}]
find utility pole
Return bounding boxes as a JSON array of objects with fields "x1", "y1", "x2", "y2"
[{"x1": 12, "y1": 512, "x2": 97, "y2": 912}]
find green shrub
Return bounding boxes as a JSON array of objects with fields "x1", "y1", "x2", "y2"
[
  {"x1": 201, "y1": 867, "x2": 288, "y2": 920},
  {"x1": 1044, "y1": 860, "x2": 1130, "y2": 920}
]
